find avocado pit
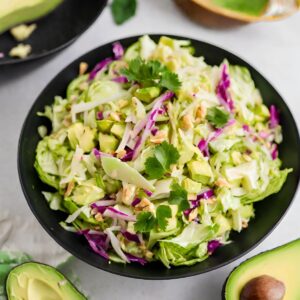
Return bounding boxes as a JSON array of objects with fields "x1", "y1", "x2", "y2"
[{"x1": 240, "y1": 275, "x2": 285, "y2": 300}]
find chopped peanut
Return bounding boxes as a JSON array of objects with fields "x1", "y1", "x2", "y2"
[
  {"x1": 150, "y1": 130, "x2": 167, "y2": 144},
  {"x1": 95, "y1": 213, "x2": 103, "y2": 222},
  {"x1": 116, "y1": 149, "x2": 127, "y2": 159},
  {"x1": 181, "y1": 114, "x2": 193, "y2": 130},
  {"x1": 215, "y1": 178, "x2": 230, "y2": 188},
  {"x1": 79, "y1": 62, "x2": 88, "y2": 75},
  {"x1": 62, "y1": 116, "x2": 72, "y2": 127},
  {"x1": 121, "y1": 183, "x2": 136, "y2": 206},
  {"x1": 110, "y1": 112, "x2": 121, "y2": 122},
  {"x1": 188, "y1": 193, "x2": 197, "y2": 200},
  {"x1": 135, "y1": 198, "x2": 155, "y2": 213},
  {"x1": 188, "y1": 208, "x2": 198, "y2": 222},
  {"x1": 206, "y1": 197, "x2": 217, "y2": 205},
  {"x1": 196, "y1": 102, "x2": 207, "y2": 120},
  {"x1": 64, "y1": 181, "x2": 75, "y2": 197},
  {"x1": 242, "y1": 220, "x2": 248, "y2": 228},
  {"x1": 91, "y1": 208, "x2": 98, "y2": 215}
]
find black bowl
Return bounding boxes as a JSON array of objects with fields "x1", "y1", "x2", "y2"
[
  {"x1": 0, "y1": 0, "x2": 107, "y2": 66},
  {"x1": 18, "y1": 35, "x2": 300, "y2": 279}
]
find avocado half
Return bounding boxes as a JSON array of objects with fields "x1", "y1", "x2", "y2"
[
  {"x1": 223, "y1": 239, "x2": 300, "y2": 300},
  {"x1": 0, "y1": 0, "x2": 63, "y2": 34},
  {"x1": 6, "y1": 262, "x2": 86, "y2": 300}
]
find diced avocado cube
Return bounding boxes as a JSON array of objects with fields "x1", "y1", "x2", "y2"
[
  {"x1": 214, "y1": 214, "x2": 232, "y2": 235},
  {"x1": 97, "y1": 120, "x2": 114, "y2": 133},
  {"x1": 110, "y1": 123, "x2": 125, "y2": 139},
  {"x1": 134, "y1": 87, "x2": 161, "y2": 103},
  {"x1": 99, "y1": 133, "x2": 118, "y2": 153},
  {"x1": 67, "y1": 123, "x2": 96, "y2": 153},
  {"x1": 182, "y1": 178, "x2": 202, "y2": 194},
  {"x1": 187, "y1": 160, "x2": 213, "y2": 184}
]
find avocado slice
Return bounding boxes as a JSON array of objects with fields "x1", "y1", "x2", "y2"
[
  {"x1": 224, "y1": 239, "x2": 300, "y2": 300},
  {"x1": 97, "y1": 119, "x2": 114, "y2": 133},
  {"x1": 99, "y1": 132, "x2": 119, "y2": 153},
  {"x1": 134, "y1": 87, "x2": 161, "y2": 103},
  {"x1": 6, "y1": 262, "x2": 86, "y2": 300},
  {"x1": 0, "y1": 0, "x2": 63, "y2": 34},
  {"x1": 110, "y1": 123, "x2": 126, "y2": 139},
  {"x1": 187, "y1": 160, "x2": 213, "y2": 184}
]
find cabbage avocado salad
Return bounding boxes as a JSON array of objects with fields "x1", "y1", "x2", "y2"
[{"x1": 35, "y1": 35, "x2": 291, "y2": 268}]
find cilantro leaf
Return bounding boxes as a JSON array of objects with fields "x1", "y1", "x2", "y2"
[
  {"x1": 169, "y1": 183, "x2": 189, "y2": 212},
  {"x1": 111, "y1": 0, "x2": 137, "y2": 25},
  {"x1": 145, "y1": 142, "x2": 180, "y2": 179},
  {"x1": 156, "y1": 205, "x2": 172, "y2": 231},
  {"x1": 121, "y1": 58, "x2": 181, "y2": 92},
  {"x1": 155, "y1": 141, "x2": 180, "y2": 170},
  {"x1": 144, "y1": 157, "x2": 165, "y2": 180},
  {"x1": 160, "y1": 71, "x2": 181, "y2": 92},
  {"x1": 206, "y1": 107, "x2": 230, "y2": 128},
  {"x1": 134, "y1": 212, "x2": 156, "y2": 233}
]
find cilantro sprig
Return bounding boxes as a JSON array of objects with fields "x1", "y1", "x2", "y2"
[
  {"x1": 134, "y1": 205, "x2": 172, "y2": 233},
  {"x1": 206, "y1": 106, "x2": 230, "y2": 128},
  {"x1": 121, "y1": 58, "x2": 181, "y2": 92},
  {"x1": 145, "y1": 142, "x2": 180, "y2": 179},
  {"x1": 111, "y1": 0, "x2": 137, "y2": 25},
  {"x1": 169, "y1": 183, "x2": 189, "y2": 212}
]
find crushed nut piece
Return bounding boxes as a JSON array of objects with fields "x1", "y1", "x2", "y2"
[
  {"x1": 79, "y1": 81, "x2": 88, "y2": 91},
  {"x1": 150, "y1": 130, "x2": 167, "y2": 144},
  {"x1": 215, "y1": 178, "x2": 230, "y2": 188},
  {"x1": 181, "y1": 114, "x2": 193, "y2": 130},
  {"x1": 242, "y1": 220, "x2": 248, "y2": 228},
  {"x1": 121, "y1": 184, "x2": 136, "y2": 206},
  {"x1": 79, "y1": 62, "x2": 88, "y2": 75},
  {"x1": 95, "y1": 213, "x2": 103, "y2": 222},
  {"x1": 188, "y1": 208, "x2": 198, "y2": 222},
  {"x1": 110, "y1": 112, "x2": 121, "y2": 122},
  {"x1": 91, "y1": 208, "x2": 98, "y2": 215},
  {"x1": 196, "y1": 102, "x2": 207, "y2": 120},
  {"x1": 64, "y1": 181, "x2": 75, "y2": 197},
  {"x1": 116, "y1": 149, "x2": 127, "y2": 159},
  {"x1": 135, "y1": 198, "x2": 155, "y2": 213}
]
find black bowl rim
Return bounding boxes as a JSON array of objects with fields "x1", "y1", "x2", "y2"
[
  {"x1": 18, "y1": 34, "x2": 300, "y2": 280},
  {"x1": 0, "y1": 0, "x2": 108, "y2": 66}
]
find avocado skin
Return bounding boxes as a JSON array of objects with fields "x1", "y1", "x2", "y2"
[
  {"x1": 0, "y1": 0, "x2": 63, "y2": 34},
  {"x1": 6, "y1": 262, "x2": 86, "y2": 300},
  {"x1": 222, "y1": 239, "x2": 300, "y2": 300}
]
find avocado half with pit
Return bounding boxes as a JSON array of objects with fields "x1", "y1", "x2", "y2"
[
  {"x1": 0, "y1": 0, "x2": 63, "y2": 34},
  {"x1": 223, "y1": 239, "x2": 300, "y2": 300},
  {"x1": 6, "y1": 262, "x2": 86, "y2": 300}
]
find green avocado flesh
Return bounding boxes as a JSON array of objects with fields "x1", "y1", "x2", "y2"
[
  {"x1": 0, "y1": 0, "x2": 63, "y2": 34},
  {"x1": 6, "y1": 262, "x2": 86, "y2": 300},
  {"x1": 225, "y1": 239, "x2": 300, "y2": 300},
  {"x1": 212, "y1": 0, "x2": 269, "y2": 16}
]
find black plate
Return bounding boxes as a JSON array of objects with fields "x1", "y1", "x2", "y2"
[
  {"x1": 18, "y1": 35, "x2": 300, "y2": 280},
  {"x1": 0, "y1": 0, "x2": 107, "y2": 66}
]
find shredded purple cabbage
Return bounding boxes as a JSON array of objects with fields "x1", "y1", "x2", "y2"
[
  {"x1": 93, "y1": 148, "x2": 112, "y2": 159},
  {"x1": 89, "y1": 57, "x2": 114, "y2": 80},
  {"x1": 131, "y1": 198, "x2": 141, "y2": 207},
  {"x1": 184, "y1": 189, "x2": 214, "y2": 217},
  {"x1": 242, "y1": 124, "x2": 250, "y2": 132},
  {"x1": 112, "y1": 42, "x2": 124, "y2": 59},
  {"x1": 112, "y1": 76, "x2": 128, "y2": 84},
  {"x1": 132, "y1": 91, "x2": 174, "y2": 159},
  {"x1": 144, "y1": 189, "x2": 153, "y2": 197},
  {"x1": 96, "y1": 111, "x2": 104, "y2": 120},
  {"x1": 121, "y1": 230, "x2": 141, "y2": 243},
  {"x1": 121, "y1": 148, "x2": 134, "y2": 162},
  {"x1": 90, "y1": 203, "x2": 107, "y2": 214},
  {"x1": 151, "y1": 127, "x2": 158, "y2": 136},
  {"x1": 269, "y1": 105, "x2": 279, "y2": 129},
  {"x1": 216, "y1": 64, "x2": 234, "y2": 112},
  {"x1": 126, "y1": 253, "x2": 147, "y2": 266},
  {"x1": 197, "y1": 139, "x2": 209, "y2": 157},
  {"x1": 207, "y1": 240, "x2": 221, "y2": 254},
  {"x1": 271, "y1": 144, "x2": 278, "y2": 160}
]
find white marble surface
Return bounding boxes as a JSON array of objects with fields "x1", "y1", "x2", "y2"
[{"x1": 0, "y1": 1, "x2": 299, "y2": 299}]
